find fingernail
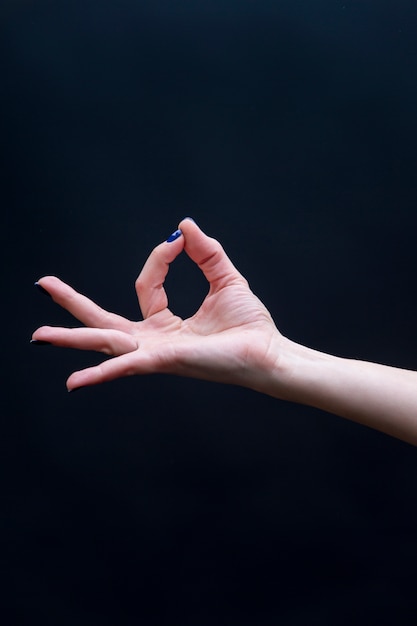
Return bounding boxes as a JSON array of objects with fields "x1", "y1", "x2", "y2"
[
  {"x1": 68, "y1": 387, "x2": 82, "y2": 393},
  {"x1": 30, "y1": 339, "x2": 51, "y2": 346},
  {"x1": 182, "y1": 216, "x2": 196, "y2": 224},
  {"x1": 34, "y1": 282, "x2": 51, "y2": 298},
  {"x1": 166, "y1": 229, "x2": 182, "y2": 243}
]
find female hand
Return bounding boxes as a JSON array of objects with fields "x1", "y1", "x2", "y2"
[
  {"x1": 32, "y1": 218, "x2": 417, "y2": 444},
  {"x1": 32, "y1": 219, "x2": 284, "y2": 393}
]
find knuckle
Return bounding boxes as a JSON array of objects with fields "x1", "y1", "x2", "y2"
[
  {"x1": 122, "y1": 362, "x2": 136, "y2": 377},
  {"x1": 199, "y1": 247, "x2": 222, "y2": 269},
  {"x1": 135, "y1": 276, "x2": 145, "y2": 292},
  {"x1": 152, "y1": 244, "x2": 166, "y2": 260},
  {"x1": 238, "y1": 275, "x2": 250, "y2": 289},
  {"x1": 208, "y1": 237, "x2": 223, "y2": 253}
]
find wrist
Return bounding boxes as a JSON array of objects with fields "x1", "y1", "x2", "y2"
[
  {"x1": 247, "y1": 328, "x2": 417, "y2": 446},
  {"x1": 249, "y1": 332, "x2": 335, "y2": 405}
]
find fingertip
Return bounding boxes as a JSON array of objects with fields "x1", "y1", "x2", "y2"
[
  {"x1": 178, "y1": 216, "x2": 196, "y2": 225},
  {"x1": 160, "y1": 226, "x2": 185, "y2": 257},
  {"x1": 166, "y1": 228, "x2": 183, "y2": 243},
  {"x1": 31, "y1": 325, "x2": 53, "y2": 343},
  {"x1": 67, "y1": 374, "x2": 87, "y2": 392},
  {"x1": 36, "y1": 275, "x2": 59, "y2": 284},
  {"x1": 160, "y1": 228, "x2": 185, "y2": 261},
  {"x1": 68, "y1": 386, "x2": 82, "y2": 393},
  {"x1": 34, "y1": 281, "x2": 52, "y2": 298},
  {"x1": 66, "y1": 369, "x2": 86, "y2": 391},
  {"x1": 36, "y1": 275, "x2": 64, "y2": 295},
  {"x1": 178, "y1": 216, "x2": 200, "y2": 234},
  {"x1": 178, "y1": 218, "x2": 208, "y2": 252}
]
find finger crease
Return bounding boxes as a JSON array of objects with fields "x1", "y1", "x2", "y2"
[{"x1": 199, "y1": 251, "x2": 218, "y2": 266}]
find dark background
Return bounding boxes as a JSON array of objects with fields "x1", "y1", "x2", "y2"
[{"x1": 2, "y1": 0, "x2": 417, "y2": 624}]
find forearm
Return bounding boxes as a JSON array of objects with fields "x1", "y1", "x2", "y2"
[{"x1": 257, "y1": 336, "x2": 417, "y2": 446}]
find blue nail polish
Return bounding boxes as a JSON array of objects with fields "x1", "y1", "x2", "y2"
[{"x1": 166, "y1": 229, "x2": 182, "y2": 243}]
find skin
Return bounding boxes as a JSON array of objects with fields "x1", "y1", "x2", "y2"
[{"x1": 32, "y1": 218, "x2": 417, "y2": 446}]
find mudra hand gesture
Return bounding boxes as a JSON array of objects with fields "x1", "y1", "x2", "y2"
[
  {"x1": 32, "y1": 218, "x2": 417, "y2": 446},
  {"x1": 32, "y1": 218, "x2": 282, "y2": 395}
]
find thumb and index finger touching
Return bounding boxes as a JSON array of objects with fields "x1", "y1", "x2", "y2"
[
  {"x1": 69, "y1": 220, "x2": 243, "y2": 390},
  {"x1": 136, "y1": 217, "x2": 244, "y2": 319},
  {"x1": 38, "y1": 219, "x2": 244, "y2": 391}
]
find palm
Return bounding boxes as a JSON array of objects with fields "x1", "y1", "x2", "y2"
[{"x1": 132, "y1": 278, "x2": 275, "y2": 374}]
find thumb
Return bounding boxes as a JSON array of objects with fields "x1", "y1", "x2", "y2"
[{"x1": 178, "y1": 218, "x2": 246, "y2": 291}]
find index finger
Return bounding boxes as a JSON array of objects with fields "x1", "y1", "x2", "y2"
[{"x1": 135, "y1": 228, "x2": 185, "y2": 319}]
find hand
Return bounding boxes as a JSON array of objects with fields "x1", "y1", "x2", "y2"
[{"x1": 32, "y1": 219, "x2": 284, "y2": 392}]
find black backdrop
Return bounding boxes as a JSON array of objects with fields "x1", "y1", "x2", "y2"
[{"x1": 2, "y1": 1, "x2": 417, "y2": 624}]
